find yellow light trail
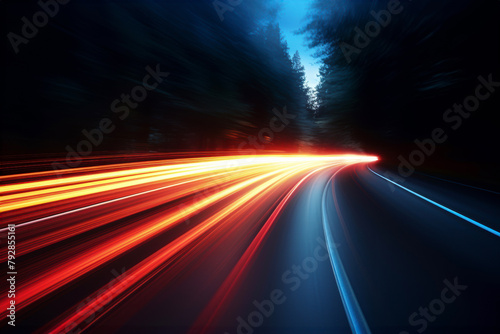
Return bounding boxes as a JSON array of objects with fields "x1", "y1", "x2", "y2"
[{"x1": 0, "y1": 154, "x2": 378, "y2": 332}]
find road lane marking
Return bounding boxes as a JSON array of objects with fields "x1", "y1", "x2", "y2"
[
  {"x1": 368, "y1": 167, "x2": 500, "y2": 238},
  {"x1": 322, "y1": 166, "x2": 372, "y2": 334}
]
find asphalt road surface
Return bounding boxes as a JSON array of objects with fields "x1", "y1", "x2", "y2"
[{"x1": 1, "y1": 155, "x2": 498, "y2": 334}]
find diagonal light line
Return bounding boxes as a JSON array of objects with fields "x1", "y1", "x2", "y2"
[
  {"x1": 192, "y1": 164, "x2": 335, "y2": 334},
  {"x1": 0, "y1": 170, "x2": 229, "y2": 232},
  {"x1": 322, "y1": 166, "x2": 372, "y2": 334},
  {"x1": 368, "y1": 167, "x2": 500, "y2": 238}
]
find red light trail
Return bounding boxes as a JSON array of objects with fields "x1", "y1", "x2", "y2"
[{"x1": 0, "y1": 154, "x2": 377, "y2": 333}]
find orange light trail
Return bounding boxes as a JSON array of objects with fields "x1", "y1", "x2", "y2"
[{"x1": 0, "y1": 154, "x2": 377, "y2": 333}]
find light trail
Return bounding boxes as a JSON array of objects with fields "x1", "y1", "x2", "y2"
[
  {"x1": 368, "y1": 167, "x2": 500, "y2": 238},
  {"x1": 322, "y1": 166, "x2": 372, "y2": 334},
  {"x1": 190, "y1": 165, "x2": 334, "y2": 334},
  {"x1": 0, "y1": 154, "x2": 377, "y2": 332}
]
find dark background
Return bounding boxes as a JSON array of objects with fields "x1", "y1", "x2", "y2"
[{"x1": 2, "y1": 0, "x2": 499, "y2": 184}]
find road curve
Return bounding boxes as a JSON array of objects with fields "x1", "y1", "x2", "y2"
[{"x1": 1, "y1": 155, "x2": 498, "y2": 334}]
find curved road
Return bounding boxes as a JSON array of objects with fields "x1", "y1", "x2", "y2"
[{"x1": 0, "y1": 155, "x2": 498, "y2": 333}]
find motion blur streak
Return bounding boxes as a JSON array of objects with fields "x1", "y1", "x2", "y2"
[
  {"x1": 368, "y1": 167, "x2": 500, "y2": 238},
  {"x1": 191, "y1": 166, "x2": 331, "y2": 334},
  {"x1": 0, "y1": 154, "x2": 377, "y2": 332},
  {"x1": 48, "y1": 167, "x2": 305, "y2": 333},
  {"x1": 322, "y1": 169, "x2": 371, "y2": 334}
]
